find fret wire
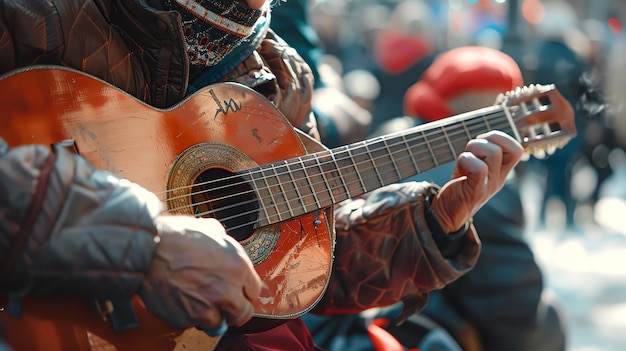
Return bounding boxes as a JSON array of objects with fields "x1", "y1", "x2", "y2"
[
  {"x1": 301, "y1": 154, "x2": 333, "y2": 208},
  {"x1": 363, "y1": 141, "x2": 384, "y2": 188},
  {"x1": 461, "y1": 118, "x2": 472, "y2": 140},
  {"x1": 446, "y1": 121, "x2": 473, "y2": 162},
  {"x1": 330, "y1": 149, "x2": 351, "y2": 202},
  {"x1": 313, "y1": 152, "x2": 337, "y2": 205},
  {"x1": 299, "y1": 156, "x2": 322, "y2": 210},
  {"x1": 244, "y1": 169, "x2": 273, "y2": 227},
  {"x1": 482, "y1": 114, "x2": 492, "y2": 131},
  {"x1": 335, "y1": 146, "x2": 365, "y2": 197},
  {"x1": 386, "y1": 134, "x2": 419, "y2": 181},
  {"x1": 272, "y1": 162, "x2": 296, "y2": 218},
  {"x1": 401, "y1": 133, "x2": 421, "y2": 175},
  {"x1": 361, "y1": 138, "x2": 399, "y2": 184},
  {"x1": 420, "y1": 129, "x2": 439, "y2": 168},
  {"x1": 261, "y1": 165, "x2": 284, "y2": 222},
  {"x1": 441, "y1": 125, "x2": 457, "y2": 158},
  {"x1": 347, "y1": 142, "x2": 378, "y2": 193},
  {"x1": 430, "y1": 136, "x2": 457, "y2": 165},
  {"x1": 382, "y1": 137, "x2": 401, "y2": 181},
  {"x1": 286, "y1": 160, "x2": 311, "y2": 214}
]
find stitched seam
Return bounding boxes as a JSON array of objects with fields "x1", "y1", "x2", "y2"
[{"x1": 0, "y1": 152, "x2": 57, "y2": 277}]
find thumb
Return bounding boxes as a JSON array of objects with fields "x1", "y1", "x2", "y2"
[{"x1": 432, "y1": 176, "x2": 470, "y2": 233}]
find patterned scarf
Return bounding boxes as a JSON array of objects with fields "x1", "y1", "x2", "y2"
[{"x1": 165, "y1": 0, "x2": 264, "y2": 66}]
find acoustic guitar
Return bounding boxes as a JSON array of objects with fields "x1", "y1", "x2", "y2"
[{"x1": 0, "y1": 66, "x2": 575, "y2": 350}]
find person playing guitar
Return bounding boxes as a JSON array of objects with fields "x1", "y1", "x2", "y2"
[{"x1": 0, "y1": 1, "x2": 572, "y2": 350}]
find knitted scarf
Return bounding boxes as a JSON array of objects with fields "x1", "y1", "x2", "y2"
[{"x1": 165, "y1": 0, "x2": 264, "y2": 66}]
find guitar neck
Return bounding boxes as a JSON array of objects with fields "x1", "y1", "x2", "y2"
[{"x1": 243, "y1": 105, "x2": 515, "y2": 227}]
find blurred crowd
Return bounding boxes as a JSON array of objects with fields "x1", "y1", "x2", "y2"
[{"x1": 301, "y1": 0, "x2": 626, "y2": 232}]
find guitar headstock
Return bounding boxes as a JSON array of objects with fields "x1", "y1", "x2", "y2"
[{"x1": 497, "y1": 84, "x2": 576, "y2": 159}]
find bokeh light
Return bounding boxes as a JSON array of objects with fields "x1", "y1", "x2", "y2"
[
  {"x1": 608, "y1": 17, "x2": 622, "y2": 34},
  {"x1": 521, "y1": 0, "x2": 545, "y2": 24}
]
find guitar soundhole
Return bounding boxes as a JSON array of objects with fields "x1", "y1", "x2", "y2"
[{"x1": 191, "y1": 167, "x2": 259, "y2": 242}]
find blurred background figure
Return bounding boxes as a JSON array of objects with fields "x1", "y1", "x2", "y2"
[
  {"x1": 518, "y1": 0, "x2": 615, "y2": 230},
  {"x1": 368, "y1": 0, "x2": 442, "y2": 130},
  {"x1": 373, "y1": 46, "x2": 567, "y2": 351},
  {"x1": 272, "y1": 0, "x2": 373, "y2": 147}
]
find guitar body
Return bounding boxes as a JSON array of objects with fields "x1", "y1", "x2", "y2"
[{"x1": 0, "y1": 67, "x2": 333, "y2": 350}]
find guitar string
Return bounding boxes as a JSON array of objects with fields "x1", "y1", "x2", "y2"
[
  {"x1": 170, "y1": 120, "x2": 514, "y2": 234},
  {"x1": 198, "y1": 119, "x2": 517, "y2": 233},
  {"x1": 160, "y1": 112, "x2": 511, "y2": 218},
  {"x1": 162, "y1": 113, "x2": 512, "y2": 222},
  {"x1": 160, "y1": 112, "x2": 513, "y2": 222},
  {"x1": 160, "y1": 108, "x2": 509, "y2": 202},
  {"x1": 159, "y1": 109, "x2": 511, "y2": 207},
  {"x1": 158, "y1": 112, "x2": 514, "y2": 229}
]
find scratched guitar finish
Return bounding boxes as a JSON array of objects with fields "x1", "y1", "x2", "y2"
[{"x1": 0, "y1": 66, "x2": 575, "y2": 351}]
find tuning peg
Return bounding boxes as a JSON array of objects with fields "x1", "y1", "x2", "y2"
[
  {"x1": 495, "y1": 92, "x2": 506, "y2": 104},
  {"x1": 546, "y1": 145, "x2": 557, "y2": 155},
  {"x1": 533, "y1": 147, "x2": 546, "y2": 159}
]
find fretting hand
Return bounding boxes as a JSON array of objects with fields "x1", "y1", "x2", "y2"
[{"x1": 431, "y1": 131, "x2": 524, "y2": 233}]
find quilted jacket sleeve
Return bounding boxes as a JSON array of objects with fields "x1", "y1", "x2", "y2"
[
  {"x1": 0, "y1": 138, "x2": 159, "y2": 300},
  {"x1": 312, "y1": 181, "x2": 481, "y2": 321}
]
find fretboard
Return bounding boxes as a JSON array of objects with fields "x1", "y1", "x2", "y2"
[{"x1": 242, "y1": 105, "x2": 516, "y2": 227}]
